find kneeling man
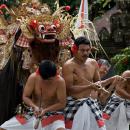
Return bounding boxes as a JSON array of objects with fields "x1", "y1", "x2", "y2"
[
  {"x1": 101, "y1": 70, "x2": 130, "y2": 130},
  {"x1": 0, "y1": 60, "x2": 66, "y2": 130}
]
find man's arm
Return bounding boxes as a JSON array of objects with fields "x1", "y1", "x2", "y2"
[
  {"x1": 62, "y1": 62, "x2": 98, "y2": 95},
  {"x1": 116, "y1": 80, "x2": 130, "y2": 100},
  {"x1": 99, "y1": 75, "x2": 124, "y2": 88},
  {"x1": 41, "y1": 78, "x2": 66, "y2": 114},
  {"x1": 93, "y1": 60, "x2": 100, "y2": 82},
  {"x1": 116, "y1": 88, "x2": 130, "y2": 99},
  {"x1": 22, "y1": 73, "x2": 38, "y2": 110},
  {"x1": 98, "y1": 76, "x2": 115, "y2": 88}
]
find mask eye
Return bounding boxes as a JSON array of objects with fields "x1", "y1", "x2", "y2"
[
  {"x1": 51, "y1": 25, "x2": 56, "y2": 30},
  {"x1": 38, "y1": 25, "x2": 45, "y2": 33}
]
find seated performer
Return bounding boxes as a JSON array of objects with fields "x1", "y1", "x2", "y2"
[
  {"x1": 0, "y1": 60, "x2": 66, "y2": 130},
  {"x1": 100, "y1": 70, "x2": 130, "y2": 130},
  {"x1": 97, "y1": 59, "x2": 112, "y2": 106},
  {"x1": 97, "y1": 59, "x2": 111, "y2": 79},
  {"x1": 62, "y1": 36, "x2": 107, "y2": 130}
]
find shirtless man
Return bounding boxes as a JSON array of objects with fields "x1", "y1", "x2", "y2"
[
  {"x1": 62, "y1": 36, "x2": 106, "y2": 130},
  {"x1": 0, "y1": 60, "x2": 66, "y2": 130},
  {"x1": 99, "y1": 70, "x2": 130, "y2": 103},
  {"x1": 62, "y1": 36, "x2": 100, "y2": 99},
  {"x1": 97, "y1": 59, "x2": 111, "y2": 79},
  {"x1": 100, "y1": 70, "x2": 130, "y2": 130}
]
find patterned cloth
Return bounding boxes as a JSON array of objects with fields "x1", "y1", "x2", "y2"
[
  {"x1": 59, "y1": 37, "x2": 74, "y2": 47},
  {"x1": 64, "y1": 96, "x2": 104, "y2": 128},
  {"x1": 16, "y1": 34, "x2": 32, "y2": 48},
  {"x1": 1, "y1": 115, "x2": 65, "y2": 130},
  {"x1": 103, "y1": 93, "x2": 124, "y2": 120},
  {"x1": 64, "y1": 96, "x2": 83, "y2": 121},
  {"x1": 16, "y1": 108, "x2": 64, "y2": 127}
]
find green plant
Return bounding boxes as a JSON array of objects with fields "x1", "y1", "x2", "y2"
[{"x1": 111, "y1": 47, "x2": 130, "y2": 74}]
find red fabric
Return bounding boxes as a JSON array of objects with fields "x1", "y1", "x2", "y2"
[
  {"x1": 0, "y1": 4, "x2": 7, "y2": 9},
  {"x1": 65, "y1": 120, "x2": 73, "y2": 129},
  {"x1": 16, "y1": 34, "x2": 32, "y2": 48},
  {"x1": 41, "y1": 115, "x2": 64, "y2": 127},
  {"x1": 36, "y1": 68, "x2": 40, "y2": 75},
  {"x1": 15, "y1": 115, "x2": 27, "y2": 125},
  {"x1": 97, "y1": 119, "x2": 105, "y2": 128},
  {"x1": 103, "y1": 113, "x2": 110, "y2": 120},
  {"x1": 71, "y1": 44, "x2": 78, "y2": 54},
  {"x1": 98, "y1": 63, "x2": 102, "y2": 68}
]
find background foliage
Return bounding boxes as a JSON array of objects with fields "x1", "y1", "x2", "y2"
[
  {"x1": 0, "y1": 0, "x2": 116, "y2": 18},
  {"x1": 111, "y1": 47, "x2": 130, "y2": 74}
]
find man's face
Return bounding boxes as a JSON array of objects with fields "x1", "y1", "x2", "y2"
[
  {"x1": 121, "y1": 72, "x2": 130, "y2": 84},
  {"x1": 99, "y1": 65, "x2": 109, "y2": 78},
  {"x1": 76, "y1": 44, "x2": 91, "y2": 61}
]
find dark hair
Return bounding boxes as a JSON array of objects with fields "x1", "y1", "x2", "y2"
[
  {"x1": 39, "y1": 60, "x2": 57, "y2": 80},
  {"x1": 97, "y1": 59, "x2": 111, "y2": 68},
  {"x1": 74, "y1": 36, "x2": 90, "y2": 47}
]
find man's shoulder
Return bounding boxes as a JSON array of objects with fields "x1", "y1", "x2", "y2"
[
  {"x1": 87, "y1": 58, "x2": 96, "y2": 62},
  {"x1": 63, "y1": 58, "x2": 74, "y2": 68},
  {"x1": 64, "y1": 58, "x2": 74, "y2": 64},
  {"x1": 55, "y1": 76, "x2": 65, "y2": 87},
  {"x1": 56, "y1": 75, "x2": 65, "y2": 82},
  {"x1": 87, "y1": 58, "x2": 97, "y2": 64},
  {"x1": 28, "y1": 72, "x2": 37, "y2": 79}
]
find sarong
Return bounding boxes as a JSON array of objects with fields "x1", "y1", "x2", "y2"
[
  {"x1": 64, "y1": 97, "x2": 105, "y2": 129},
  {"x1": 103, "y1": 93, "x2": 124, "y2": 120},
  {"x1": 71, "y1": 103, "x2": 106, "y2": 130},
  {"x1": 105, "y1": 102, "x2": 129, "y2": 130},
  {"x1": 125, "y1": 99, "x2": 130, "y2": 121},
  {"x1": 0, "y1": 111, "x2": 65, "y2": 130},
  {"x1": 103, "y1": 93, "x2": 129, "y2": 130}
]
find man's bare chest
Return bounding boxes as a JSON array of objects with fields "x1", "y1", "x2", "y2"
[{"x1": 73, "y1": 67, "x2": 95, "y2": 83}]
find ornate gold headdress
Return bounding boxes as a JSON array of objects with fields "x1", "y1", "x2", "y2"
[{"x1": 0, "y1": 2, "x2": 74, "y2": 70}]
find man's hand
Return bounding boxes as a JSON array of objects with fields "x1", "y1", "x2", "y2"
[
  {"x1": 33, "y1": 106, "x2": 41, "y2": 118},
  {"x1": 89, "y1": 83, "x2": 101, "y2": 99},
  {"x1": 90, "y1": 82, "x2": 102, "y2": 91},
  {"x1": 100, "y1": 87, "x2": 109, "y2": 95},
  {"x1": 39, "y1": 109, "x2": 46, "y2": 118},
  {"x1": 114, "y1": 75, "x2": 126, "y2": 82}
]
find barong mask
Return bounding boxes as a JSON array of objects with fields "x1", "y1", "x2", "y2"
[
  {"x1": 16, "y1": 6, "x2": 73, "y2": 46},
  {"x1": 16, "y1": 6, "x2": 73, "y2": 67},
  {"x1": 0, "y1": 3, "x2": 73, "y2": 70}
]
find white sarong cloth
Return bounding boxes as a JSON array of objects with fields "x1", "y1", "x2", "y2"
[
  {"x1": 125, "y1": 99, "x2": 130, "y2": 121},
  {"x1": 103, "y1": 93, "x2": 124, "y2": 120},
  {"x1": 65, "y1": 97, "x2": 105, "y2": 129},
  {"x1": 105, "y1": 96, "x2": 129, "y2": 130},
  {"x1": 0, "y1": 116, "x2": 65, "y2": 130},
  {"x1": 71, "y1": 102, "x2": 106, "y2": 130}
]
